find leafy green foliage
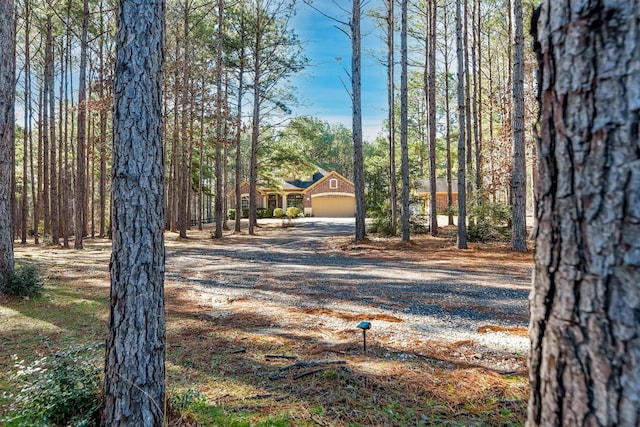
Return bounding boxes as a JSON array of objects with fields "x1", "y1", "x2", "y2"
[
  {"x1": 1, "y1": 351, "x2": 102, "y2": 427},
  {"x1": 4, "y1": 264, "x2": 44, "y2": 298},
  {"x1": 467, "y1": 202, "x2": 512, "y2": 242},
  {"x1": 273, "y1": 208, "x2": 285, "y2": 218},
  {"x1": 228, "y1": 209, "x2": 236, "y2": 220},
  {"x1": 285, "y1": 206, "x2": 300, "y2": 218}
]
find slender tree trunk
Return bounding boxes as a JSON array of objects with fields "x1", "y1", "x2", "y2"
[
  {"x1": 0, "y1": 0, "x2": 15, "y2": 289},
  {"x1": 249, "y1": 17, "x2": 260, "y2": 236},
  {"x1": 351, "y1": 0, "x2": 366, "y2": 241},
  {"x1": 474, "y1": 0, "x2": 482, "y2": 192},
  {"x1": 42, "y1": 22, "x2": 51, "y2": 240},
  {"x1": 455, "y1": 0, "x2": 467, "y2": 249},
  {"x1": 179, "y1": 1, "x2": 191, "y2": 238},
  {"x1": 510, "y1": 0, "x2": 526, "y2": 251},
  {"x1": 427, "y1": 0, "x2": 438, "y2": 237},
  {"x1": 235, "y1": 13, "x2": 245, "y2": 234},
  {"x1": 102, "y1": 0, "x2": 165, "y2": 424},
  {"x1": 463, "y1": 0, "x2": 472, "y2": 197},
  {"x1": 50, "y1": 40, "x2": 59, "y2": 246},
  {"x1": 386, "y1": 0, "x2": 397, "y2": 236},
  {"x1": 398, "y1": 0, "x2": 409, "y2": 242},
  {"x1": 214, "y1": 0, "x2": 224, "y2": 238},
  {"x1": 443, "y1": 0, "x2": 454, "y2": 226},
  {"x1": 99, "y1": 1, "x2": 107, "y2": 238},
  {"x1": 21, "y1": 0, "x2": 31, "y2": 245},
  {"x1": 169, "y1": 36, "x2": 180, "y2": 232},
  {"x1": 75, "y1": 0, "x2": 89, "y2": 249},
  {"x1": 197, "y1": 75, "x2": 205, "y2": 230},
  {"x1": 528, "y1": 2, "x2": 640, "y2": 425}
]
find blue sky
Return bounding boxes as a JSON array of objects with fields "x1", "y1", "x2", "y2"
[{"x1": 290, "y1": 1, "x2": 388, "y2": 141}]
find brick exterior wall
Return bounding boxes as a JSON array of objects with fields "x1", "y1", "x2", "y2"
[{"x1": 305, "y1": 175, "x2": 355, "y2": 208}]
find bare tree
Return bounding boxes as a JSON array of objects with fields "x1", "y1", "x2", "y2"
[
  {"x1": 102, "y1": 0, "x2": 166, "y2": 423},
  {"x1": 528, "y1": 1, "x2": 640, "y2": 424}
]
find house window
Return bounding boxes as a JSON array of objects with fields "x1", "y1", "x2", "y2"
[
  {"x1": 287, "y1": 193, "x2": 304, "y2": 209},
  {"x1": 268, "y1": 193, "x2": 281, "y2": 209},
  {"x1": 329, "y1": 178, "x2": 338, "y2": 189},
  {"x1": 241, "y1": 196, "x2": 249, "y2": 212}
]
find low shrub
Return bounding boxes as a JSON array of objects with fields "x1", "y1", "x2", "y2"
[
  {"x1": 1, "y1": 350, "x2": 102, "y2": 427},
  {"x1": 4, "y1": 264, "x2": 44, "y2": 298},
  {"x1": 286, "y1": 207, "x2": 300, "y2": 218},
  {"x1": 273, "y1": 208, "x2": 285, "y2": 218},
  {"x1": 228, "y1": 209, "x2": 236, "y2": 220}
]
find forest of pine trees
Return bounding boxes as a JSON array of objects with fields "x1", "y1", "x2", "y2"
[{"x1": 6, "y1": 0, "x2": 537, "y2": 246}]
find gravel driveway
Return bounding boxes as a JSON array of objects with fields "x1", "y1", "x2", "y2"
[{"x1": 166, "y1": 218, "x2": 532, "y2": 370}]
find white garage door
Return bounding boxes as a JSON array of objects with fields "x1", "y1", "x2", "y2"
[{"x1": 312, "y1": 196, "x2": 355, "y2": 218}]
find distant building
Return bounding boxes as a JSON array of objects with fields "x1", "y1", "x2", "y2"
[
  {"x1": 228, "y1": 169, "x2": 356, "y2": 218},
  {"x1": 414, "y1": 178, "x2": 458, "y2": 214}
]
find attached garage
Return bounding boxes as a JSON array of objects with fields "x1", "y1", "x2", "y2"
[{"x1": 311, "y1": 195, "x2": 355, "y2": 218}]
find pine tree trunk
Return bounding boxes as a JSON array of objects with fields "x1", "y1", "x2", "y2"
[
  {"x1": 510, "y1": 0, "x2": 526, "y2": 251},
  {"x1": 427, "y1": 0, "x2": 438, "y2": 237},
  {"x1": 352, "y1": 0, "x2": 366, "y2": 242},
  {"x1": 102, "y1": 0, "x2": 166, "y2": 424},
  {"x1": 49, "y1": 38, "x2": 59, "y2": 246},
  {"x1": 528, "y1": 2, "x2": 640, "y2": 425},
  {"x1": 98, "y1": 1, "x2": 107, "y2": 238},
  {"x1": 21, "y1": 0, "x2": 31, "y2": 245},
  {"x1": 399, "y1": 0, "x2": 410, "y2": 242},
  {"x1": 455, "y1": 0, "x2": 467, "y2": 249},
  {"x1": 42, "y1": 22, "x2": 51, "y2": 240},
  {"x1": 214, "y1": 0, "x2": 224, "y2": 239},
  {"x1": 0, "y1": 0, "x2": 15, "y2": 290},
  {"x1": 386, "y1": 0, "x2": 397, "y2": 236},
  {"x1": 443, "y1": 0, "x2": 454, "y2": 226},
  {"x1": 75, "y1": 0, "x2": 89, "y2": 249},
  {"x1": 235, "y1": 12, "x2": 245, "y2": 234}
]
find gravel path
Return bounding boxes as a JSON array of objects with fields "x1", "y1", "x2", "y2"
[{"x1": 166, "y1": 218, "x2": 532, "y2": 370}]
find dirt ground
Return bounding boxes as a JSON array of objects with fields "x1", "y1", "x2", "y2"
[{"x1": 9, "y1": 218, "x2": 535, "y2": 425}]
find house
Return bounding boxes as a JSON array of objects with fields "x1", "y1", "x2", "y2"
[
  {"x1": 414, "y1": 178, "x2": 458, "y2": 214},
  {"x1": 228, "y1": 169, "x2": 356, "y2": 218}
]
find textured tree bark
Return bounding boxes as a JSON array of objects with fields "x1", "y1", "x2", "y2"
[
  {"x1": 400, "y1": 0, "x2": 410, "y2": 242},
  {"x1": 528, "y1": 1, "x2": 640, "y2": 425},
  {"x1": 102, "y1": 0, "x2": 166, "y2": 424},
  {"x1": 510, "y1": 0, "x2": 526, "y2": 251},
  {"x1": 75, "y1": 0, "x2": 89, "y2": 249},
  {"x1": 455, "y1": 0, "x2": 467, "y2": 249},
  {"x1": 352, "y1": 0, "x2": 366, "y2": 242},
  {"x1": 386, "y1": 0, "x2": 397, "y2": 236},
  {"x1": 0, "y1": 0, "x2": 15, "y2": 290},
  {"x1": 214, "y1": 0, "x2": 224, "y2": 239},
  {"x1": 427, "y1": 0, "x2": 438, "y2": 237}
]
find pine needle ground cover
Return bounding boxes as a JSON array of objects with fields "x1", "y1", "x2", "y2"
[{"x1": 1, "y1": 224, "x2": 531, "y2": 426}]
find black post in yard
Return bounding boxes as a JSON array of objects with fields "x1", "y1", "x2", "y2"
[{"x1": 357, "y1": 321, "x2": 371, "y2": 353}]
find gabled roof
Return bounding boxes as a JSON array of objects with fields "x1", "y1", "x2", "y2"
[{"x1": 302, "y1": 170, "x2": 354, "y2": 194}]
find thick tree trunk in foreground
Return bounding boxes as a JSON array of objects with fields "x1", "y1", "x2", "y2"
[
  {"x1": 0, "y1": 0, "x2": 15, "y2": 290},
  {"x1": 528, "y1": 2, "x2": 640, "y2": 425},
  {"x1": 102, "y1": 0, "x2": 166, "y2": 424}
]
